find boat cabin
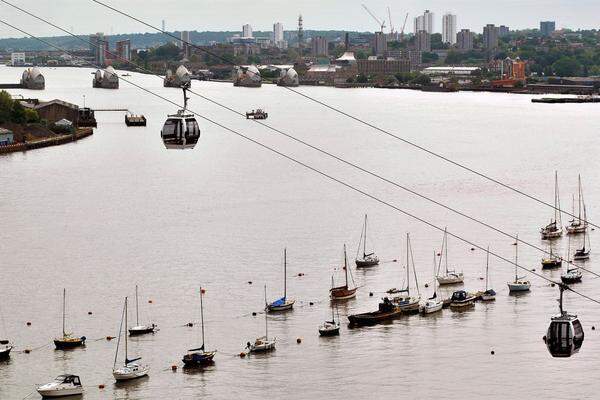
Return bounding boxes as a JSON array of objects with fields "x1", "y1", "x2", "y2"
[{"x1": 56, "y1": 375, "x2": 82, "y2": 386}]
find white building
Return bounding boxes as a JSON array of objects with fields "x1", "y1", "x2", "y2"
[
  {"x1": 10, "y1": 52, "x2": 25, "y2": 66},
  {"x1": 414, "y1": 10, "x2": 434, "y2": 34},
  {"x1": 179, "y1": 31, "x2": 190, "y2": 48},
  {"x1": 242, "y1": 24, "x2": 253, "y2": 38},
  {"x1": 442, "y1": 13, "x2": 457, "y2": 44},
  {"x1": 273, "y1": 22, "x2": 283, "y2": 42}
]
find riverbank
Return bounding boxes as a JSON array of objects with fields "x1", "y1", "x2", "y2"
[{"x1": 0, "y1": 127, "x2": 93, "y2": 154}]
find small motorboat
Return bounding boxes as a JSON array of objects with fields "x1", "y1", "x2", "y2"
[
  {"x1": 348, "y1": 297, "x2": 403, "y2": 326},
  {"x1": 449, "y1": 290, "x2": 476, "y2": 309},
  {"x1": 246, "y1": 109, "x2": 268, "y2": 119},
  {"x1": 561, "y1": 268, "x2": 582, "y2": 284},
  {"x1": 0, "y1": 340, "x2": 12, "y2": 359},
  {"x1": 37, "y1": 374, "x2": 83, "y2": 398}
]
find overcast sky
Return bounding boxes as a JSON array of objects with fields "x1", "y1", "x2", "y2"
[{"x1": 0, "y1": 0, "x2": 598, "y2": 39}]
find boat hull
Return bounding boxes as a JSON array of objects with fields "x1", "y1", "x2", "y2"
[
  {"x1": 566, "y1": 225, "x2": 587, "y2": 234},
  {"x1": 113, "y1": 365, "x2": 149, "y2": 381},
  {"x1": 450, "y1": 299, "x2": 475, "y2": 309},
  {"x1": 330, "y1": 286, "x2": 357, "y2": 300},
  {"x1": 348, "y1": 307, "x2": 403, "y2": 326},
  {"x1": 182, "y1": 351, "x2": 216, "y2": 367},
  {"x1": 54, "y1": 338, "x2": 85, "y2": 350},
  {"x1": 249, "y1": 342, "x2": 276, "y2": 353},
  {"x1": 437, "y1": 274, "x2": 464, "y2": 285},
  {"x1": 541, "y1": 229, "x2": 562, "y2": 240},
  {"x1": 481, "y1": 294, "x2": 496, "y2": 301},
  {"x1": 37, "y1": 388, "x2": 83, "y2": 397},
  {"x1": 541, "y1": 260, "x2": 562, "y2": 269},
  {"x1": 318, "y1": 327, "x2": 340, "y2": 336},
  {"x1": 355, "y1": 259, "x2": 379, "y2": 268},
  {"x1": 561, "y1": 275, "x2": 582, "y2": 284},
  {"x1": 0, "y1": 346, "x2": 12, "y2": 359},
  {"x1": 507, "y1": 282, "x2": 531, "y2": 292},
  {"x1": 422, "y1": 302, "x2": 443, "y2": 314},
  {"x1": 128, "y1": 326, "x2": 157, "y2": 336},
  {"x1": 267, "y1": 300, "x2": 295, "y2": 312}
]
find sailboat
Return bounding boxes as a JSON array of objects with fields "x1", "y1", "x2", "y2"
[
  {"x1": 53, "y1": 288, "x2": 86, "y2": 350},
  {"x1": 422, "y1": 251, "x2": 443, "y2": 314},
  {"x1": 355, "y1": 214, "x2": 379, "y2": 268},
  {"x1": 541, "y1": 245, "x2": 562, "y2": 269},
  {"x1": 436, "y1": 228, "x2": 464, "y2": 285},
  {"x1": 541, "y1": 171, "x2": 563, "y2": 239},
  {"x1": 266, "y1": 248, "x2": 295, "y2": 312},
  {"x1": 566, "y1": 175, "x2": 588, "y2": 234},
  {"x1": 0, "y1": 302, "x2": 12, "y2": 359},
  {"x1": 330, "y1": 245, "x2": 357, "y2": 300},
  {"x1": 481, "y1": 246, "x2": 496, "y2": 301},
  {"x1": 389, "y1": 233, "x2": 421, "y2": 314},
  {"x1": 319, "y1": 304, "x2": 340, "y2": 336},
  {"x1": 247, "y1": 286, "x2": 276, "y2": 353},
  {"x1": 562, "y1": 236, "x2": 583, "y2": 283},
  {"x1": 573, "y1": 226, "x2": 590, "y2": 261},
  {"x1": 507, "y1": 235, "x2": 531, "y2": 292},
  {"x1": 182, "y1": 286, "x2": 216, "y2": 367},
  {"x1": 128, "y1": 285, "x2": 158, "y2": 336},
  {"x1": 113, "y1": 297, "x2": 149, "y2": 381}
]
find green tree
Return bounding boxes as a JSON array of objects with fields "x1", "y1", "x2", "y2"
[
  {"x1": 0, "y1": 90, "x2": 12, "y2": 124},
  {"x1": 552, "y1": 56, "x2": 582, "y2": 76},
  {"x1": 422, "y1": 52, "x2": 439, "y2": 63},
  {"x1": 355, "y1": 50, "x2": 367, "y2": 60},
  {"x1": 356, "y1": 74, "x2": 368, "y2": 83}
]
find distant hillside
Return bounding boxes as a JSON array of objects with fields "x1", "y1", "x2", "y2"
[{"x1": 0, "y1": 30, "x2": 364, "y2": 51}]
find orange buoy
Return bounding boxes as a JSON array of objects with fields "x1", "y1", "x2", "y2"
[
  {"x1": 296, "y1": 337, "x2": 302, "y2": 344},
  {"x1": 148, "y1": 300, "x2": 153, "y2": 304},
  {"x1": 239, "y1": 352, "x2": 246, "y2": 358},
  {"x1": 98, "y1": 384, "x2": 105, "y2": 389},
  {"x1": 171, "y1": 365, "x2": 177, "y2": 371},
  {"x1": 201, "y1": 288, "x2": 206, "y2": 294},
  {"x1": 106, "y1": 336, "x2": 114, "y2": 341}
]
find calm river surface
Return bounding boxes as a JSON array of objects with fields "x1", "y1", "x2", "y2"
[{"x1": 1, "y1": 66, "x2": 600, "y2": 399}]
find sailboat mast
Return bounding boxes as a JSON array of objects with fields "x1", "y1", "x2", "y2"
[
  {"x1": 363, "y1": 214, "x2": 368, "y2": 257},
  {"x1": 578, "y1": 174, "x2": 582, "y2": 223},
  {"x1": 264, "y1": 285, "x2": 268, "y2": 340},
  {"x1": 406, "y1": 233, "x2": 410, "y2": 296},
  {"x1": 124, "y1": 297, "x2": 128, "y2": 365},
  {"x1": 62, "y1": 288, "x2": 66, "y2": 337},
  {"x1": 135, "y1": 285, "x2": 139, "y2": 326},
  {"x1": 514, "y1": 234, "x2": 519, "y2": 281},
  {"x1": 444, "y1": 228, "x2": 449, "y2": 274},
  {"x1": 283, "y1": 248, "x2": 287, "y2": 299},
  {"x1": 432, "y1": 251, "x2": 437, "y2": 296},
  {"x1": 200, "y1": 287, "x2": 205, "y2": 349},
  {"x1": 344, "y1": 244, "x2": 349, "y2": 287},
  {"x1": 486, "y1": 246, "x2": 490, "y2": 291}
]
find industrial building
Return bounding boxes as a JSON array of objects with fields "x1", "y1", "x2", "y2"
[
  {"x1": 311, "y1": 36, "x2": 328, "y2": 57},
  {"x1": 422, "y1": 66, "x2": 481, "y2": 76},
  {"x1": 10, "y1": 53, "x2": 25, "y2": 66},
  {"x1": 357, "y1": 59, "x2": 410, "y2": 76},
  {"x1": 21, "y1": 99, "x2": 80, "y2": 126},
  {"x1": 115, "y1": 40, "x2": 131, "y2": 62}
]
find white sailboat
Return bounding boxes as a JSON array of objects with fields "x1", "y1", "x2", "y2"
[
  {"x1": 481, "y1": 246, "x2": 496, "y2": 301},
  {"x1": 436, "y1": 228, "x2": 464, "y2": 285},
  {"x1": 355, "y1": 214, "x2": 380, "y2": 268},
  {"x1": 508, "y1": 235, "x2": 531, "y2": 292},
  {"x1": 128, "y1": 285, "x2": 158, "y2": 336},
  {"x1": 390, "y1": 233, "x2": 421, "y2": 313},
  {"x1": 422, "y1": 251, "x2": 443, "y2": 314},
  {"x1": 562, "y1": 236, "x2": 583, "y2": 283},
  {"x1": 113, "y1": 297, "x2": 149, "y2": 381},
  {"x1": 266, "y1": 248, "x2": 295, "y2": 312},
  {"x1": 541, "y1": 171, "x2": 563, "y2": 239},
  {"x1": 566, "y1": 174, "x2": 588, "y2": 234},
  {"x1": 247, "y1": 286, "x2": 276, "y2": 353}
]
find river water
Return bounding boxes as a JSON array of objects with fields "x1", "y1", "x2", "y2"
[{"x1": 1, "y1": 66, "x2": 599, "y2": 399}]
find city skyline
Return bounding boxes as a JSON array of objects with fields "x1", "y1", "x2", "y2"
[{"x1": 0, "y1": 0, "x2": 598, "y2": 39}]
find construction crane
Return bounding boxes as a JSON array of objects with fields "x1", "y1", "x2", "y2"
[
  {"x1": 361, "y1": 4, "x2": 386, "y2": 33},
  {"x1": 400, "y1": 12, "x2": 409, "y2": 41},
  {"x1": 387, "y1": 6, "x2": 394, "y2": 35}
]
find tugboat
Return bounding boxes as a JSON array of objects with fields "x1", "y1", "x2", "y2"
[
  {"x1": 37, "y1": 375, "x2": 84, "y2": 398},
  {"x1": 53, "y1": 289, "x2": 85, "y2": 350},
  {"x1": 182, "y1": 287, "x2": 216, "y2": 367},
  {"x1": 128, "y1": 285, "x2": 158, "y2": 336},
  {"x1": 355, "y1": 214, "x2": 379, "y2": 268},
  {"x1": 246, "y1": 109, "x2": 268, "y2": 119},
  {"x1": 330, "y1": 245, "x2": 357, "y2": 300},
  {"x1": 348, "y1": 297, "x2": 402, "y2": 326}
]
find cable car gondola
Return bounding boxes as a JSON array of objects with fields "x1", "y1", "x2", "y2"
[
  {"x1": 161, "y1": 83, "x2": 200, "y2": 149},
  {"x1": 543, "y1": 284, "x2": 584, "y2": 358}
]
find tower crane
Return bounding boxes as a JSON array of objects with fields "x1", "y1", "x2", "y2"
[
  {"x1": 400, "y1": 12, "x2": 409, "y2": 41},
  {"x1": 361, "y1": 4, "x2": 386, "y2": 33},
  {"x1": 387, "y1": 6, "x2": 394, "y2": 35}
]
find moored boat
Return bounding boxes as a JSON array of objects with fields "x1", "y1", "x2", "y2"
[
  {"x1": 573, "y1": 227, "x2": 590, "y2": 261},
  {"x1": 330, "y1": 245, "x2": 357, "y2": 300},
  {"x1": 355, "y1": 214, "x2": 380, "y2": 268},
  {"x1": 53, "y1": 289, "x2": 85, "y2": 350},
  {"x1": 449, "y1": 290, "x2": 476, "y2": 309},
  {"x1": 113, "y1": 297, "x2": 149, "y2": 381},
  {"x1": 566, "y1": 175, "x2": 588, "y2": 234},
  {"x1": 541, "y1": 246, "x2": 562, "y2": 269},
  {"x1": 266, "y1": 248, "x2": 295, "y2": 312},
  {"x1": 319, "y1": 303, "x2": 340, "y2": 336},
  {"x1": 182, "y1": 286, "x2": 216, "y2": 367},
  {"x1": 507, "y1": 235, "x2": 531, "y2": 292},
  {"x1": 481, "y1": 246, "x2": 496, "y2": 301},
  {"x1": 561, "y1": 268, "x2": 582, "y2": 284},
  {"x1": 128, "y1": 285, "x2": 158, "y2": 336},
  {"x1": 436, "y1": 228, "x2": 464, "y2": 285},
  {"x1": 37, "y1": 375, "x2": 83, "y2": 398},
  {"x1": 246, "y1": 109, "x2": 268, "y2": 119},
  {"x1": 541, "y1": 171, "x2": 563, "y2": 239},
  {"x1": 422, "y1": 251, "x2": 444, "y2": 314},
  {"x1": 0, "y1": 340, "x2": 12, "y2": 360},
  {"x1": 390, "y1": 233, "x2": 421, "y2": 314},
  {"x1": 348, "y1": 297, "x2": 402, "y2": 326},
  {"x1": 247, "y1": 286, "x2": 276, "y2": 353}
]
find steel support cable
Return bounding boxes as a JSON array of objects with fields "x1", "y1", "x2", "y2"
[
  {"x1": 1, "y1": 18, "x2": 598, "y2": 307},
  {"x1": 87, "y1": 0, "x2": 600, "y2": 231}
]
